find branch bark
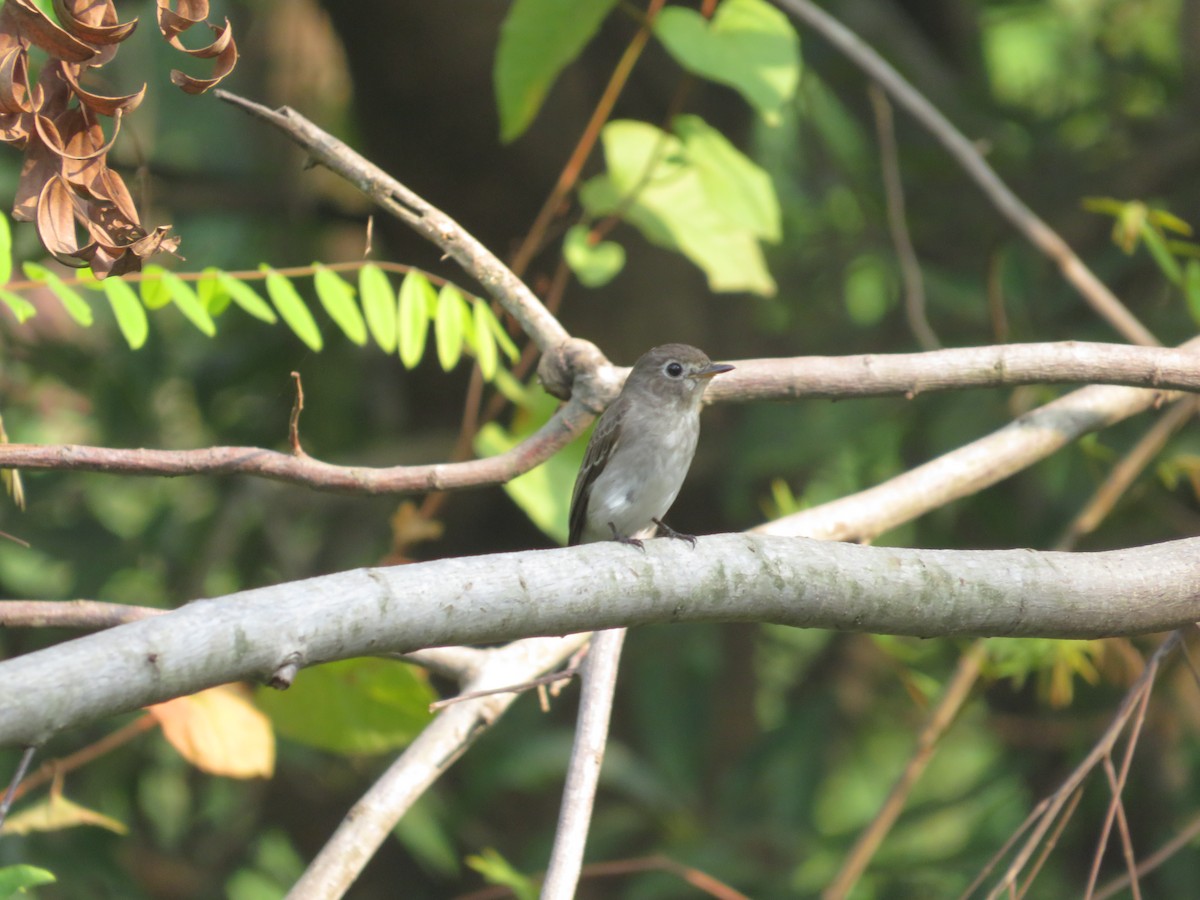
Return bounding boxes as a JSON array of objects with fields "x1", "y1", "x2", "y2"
[{"x1": 1, "y1": 534, "x2": 1198, "y2": 747}]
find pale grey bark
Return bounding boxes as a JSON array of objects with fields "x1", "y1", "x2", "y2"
[{"x1": 1, "y1": 534, "x2": 1197, "y2": 747}]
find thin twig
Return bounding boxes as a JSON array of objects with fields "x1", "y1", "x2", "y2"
[
  {"x1": 1094, "y1": 809, "x2": 1200, "y2": 900},
  {"x1": 1056, "y1": 397, "x2": 1199, "y2": 550},
  {"x1": 288, "y1": 371, "x2": 305, "y2": 456},
  {"x1": 428, "y1": 665, "x2": 580, "y2": 712},
  {"x1": 541, "y1": 628, "x2": 627, "y2": 899},
  {"x1": 0, "y1": 746, "x2": 35, "y2": 830},
  {"x1": 0, "y1": 599, "x2": 164, "y2": 629},
  {"x1": 774, "y1": 0, "x2": 1160, "y2": 347},
  {"x1": 1015, "y1": 786, "x2": 1084, "y2": 900},
  {"x1": 979, "y1": 632, "x2": 1179, "y2": 899},
  {"x1": 9, "y1": 716, "x2": 158, "y2": 805},
  {"x1": 824, "y1": 639, "x2": 986, "y2": 898},
  {"x1": 214, "y1": 90, "x2": 570, "y2": 354},
  {"x1": 868, "y1": 83, "x2": 938, "y2": 350}
]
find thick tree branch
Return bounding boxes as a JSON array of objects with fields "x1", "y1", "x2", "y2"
[
  {"x1": 774, "y1": 0, "x2": 1159, "y2": 347},
  {"x1": 1, "y1": 343, "x2": 1197, "y2": 488},
  {"x1": 213, "y1": 90, "x2": 570, "y2": 354},
  {"x1": 1, "y1": 534, "x2": 1197, "y2": 748}
]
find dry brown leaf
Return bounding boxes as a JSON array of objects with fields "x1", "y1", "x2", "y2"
[{"x1": 146, "y1": 684, "x2": 275, "y2": 779}]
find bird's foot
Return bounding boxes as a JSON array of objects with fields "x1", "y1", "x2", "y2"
[
  {"x1": 607, "y1": 522, "x2": 645, "y2": 550},
  {"x1": 652, "y1": 518, "x2": 697, "y2": 549}
]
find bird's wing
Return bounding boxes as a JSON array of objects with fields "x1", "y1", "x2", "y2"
[{"x1": 568, "y1": 398, "x2": 625, "y2": 546}]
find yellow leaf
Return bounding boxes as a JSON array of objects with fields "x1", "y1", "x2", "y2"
[
  {"x1": 147, "y1": 684, "x2": 275, "y2": 778},
  {"x1": 1, "y1": 793, "x2": 127, "y2": 835}
]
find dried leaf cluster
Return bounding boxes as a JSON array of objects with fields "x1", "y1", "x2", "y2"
[{"x1": 0, "y1": 0, "x2": 237, "y2": 277}]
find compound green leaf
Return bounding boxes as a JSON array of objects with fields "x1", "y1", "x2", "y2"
[
  {"x1": 434, "y1": 283, "x2": 468, "y2": 371},
  {"x1": 161, "y1": 270, "x2": 216, "y2": 337},
  {"x1": 216, "y1": 271, "x2": 276, "y2": 323},
  {"x1": 654, "y1": 0, "x2": 800, "y2": 123},
  {"x1": 313, "y1": 265, "x2": 368, "y2": 346},
  {"x1": 0, "y1": 290, "x2": 36, "y2": 322},
  {"x1": 102, "y1": 277, "x2": 149, "y2": 349},
  {"x1": 0, "y1": 212, "x2": 12, "y2": 286},
  {"x1": 397, "y1": 271, "x2": 434, "y2": 368},
  {"x1": 22, "y1": 261, "x2": 92, "y2": 325},
  {"x1": 139, "y1": 265, "x2": 170, "y2": 309},
  {"x1": 494, "y1": 0, "x2": 621, "y2": 142},
  {"x1": 471, "y1": 299, "x2": 498, "y2": 380},
  {"x1": 359, "y1": 263, "x2": 397, "y2": 353},
  {"x1": 263, "y1": 266, "x2": 322, "y2": 351}
]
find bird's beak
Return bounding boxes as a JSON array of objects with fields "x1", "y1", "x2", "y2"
[{"x1": 694, "y1": 362, "x2": 734, "y2": 380}]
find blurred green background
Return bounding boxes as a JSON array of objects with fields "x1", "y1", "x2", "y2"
[{"x1": 2, "y1": 0, "x2": 1199, "y2": 897}]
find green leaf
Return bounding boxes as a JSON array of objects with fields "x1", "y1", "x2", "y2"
[
  {"x1": 216, "y1": 271, "x2": 277, "y2": 323},
  {"x1": 359, "y1": 263, "x2": 397, "y2": 353},
  {"x1": 471, "y1": 300, "x2": 499, "y2": 379},
  {"x1": 579, "y1": 120, "x2": 777, "y2": 295},
  {"x1": 139, "y1": 265, "x2": 170, "y2": 309},
  {"x1": 0, "y1": 211, "x2": 12, "y2": 286},
  {"x1": 22, "y1": 261, "x2": 92, "y2": 325},
  {"x1": 0, "y1": 290, "x2": 36, "y2": 323},
  {"x1": 494, "y1": 0, "x2": 621, "y2": 142},
  {"x1": 478, "y1": 301, "x2": 519, "y2": 361},
  {"x1": 102, "y1": 277, "x2": 149, "y2": 349},
  {"x1": 262, "y1": 266, "x2": 322, "y2": 351},
  {"x1": 434, "y1": 283, "x2": 468, "y2": 371},
  {"x1": 255, "y1": 658, "x2": 434, "y2": 755},
  {"x1": 563, "y1": 225, "x2": 625, "y2": 287},
  {"x1": 1139, "y1": 222, "x2": 1183, "y2": 284},
  {"x1": 397, "y1": 271, "x2": 434, "y2": 368},
  {"x1": 1184, "y1": 260, "x2": 1200, "y2": 326},
  {"x1": 474, "y1": 391, "x2": 581, "y2": 545},
  {"x1": 465, "y1": 848, "x2": 537, "y2": 900},
  {"x1": 654, "y1": 0, "x2": 800, "y2": 124},
  {"x1": 160, "y1": 270, "x2": 216, "y2": 337},
  {"x1": 673, "y1": 114, "x2": 781, "y2": 241},
  {"x1": 0, "y1": 864, "x2": 57, "y2": 895},
  {"x1": 313, "y1": 265, "x2": 368, "y2": 346}
]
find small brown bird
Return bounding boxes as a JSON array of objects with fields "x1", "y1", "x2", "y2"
[{"x1": 568, "y1": 344, "x2": 733, "y2": 548}]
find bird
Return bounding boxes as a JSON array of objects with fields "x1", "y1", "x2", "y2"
[{"x1": 568, "y1": 343, "x2": 734, "y2": 548}]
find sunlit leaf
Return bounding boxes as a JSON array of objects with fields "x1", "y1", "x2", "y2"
[
  {"x1": 313, "y1": 264, "x2": 367, "y2": 346},
  {"x1": 22, "y1": 261, "x2": 92, "y2": 325},
  {"x1": 359, "y1": 263, "x2": 397, "y2": 353},
  {"x1": 147, "y1": 685, "x2": 275, "y2": 778},
  {"x1": 139, "y1": 265, "x2": 170, "y2": 309},
  {"x1": 102, "y1": 277, "x2": 149, "y2": 349},
  {"x1": 0, "y1": 864, "x2": 57, "y2": 894},
  {"x1": 161, "y1": 270, "x2": 216, "y2": 336},
  {"x1": 1185, "y1": 260, "x2": 1200, "y2": 327},
  {"x1": 654, "y1": 0, "x2": 800, "y2": 124},
  {"x1": 563, "y1": 225, "x2": 625, "y2": 287},
  {"x1": 494, "y1": 0, "x2": 621, "y2": 142},
  {"x1": 478, "y1": 300, "x2": 519, "y2": 361},
  {"x1": 0, "y1": 211, "x2": 12, "y2": 286},
  {"x1": 471, "y1": 299, "x2": 498, "y2": 379},
  {"x1": 0, "y1": 290, "x2": 36, "y2": 323},
  {"x1": 1, "y1": 793, "x2": 127, "y2": 836},
  {"x1": 580, "y1": 120, "x2": 777, "y2": 295},
  {"x1": 465, "y1": 848, "x2": 537, "y2": 900},
  {"x1": 216, "y1": 271, "x2": 276, "y2": 323},
  {"x1": 262, "y1": 266, "x2": 322, "y2": 351},
  {"x1": 434, "y1": 283, "x2": 468, "y2": 371},
  {"x1": 397, "y1": 271, "x2": 434, "y2": 368},
  {"x1": 1139, "y1": 222, "x2": 1182, "y2": 284},
  {"x1": 197, "y1": 268, "x2": 229, "y2": 316},
  {"x1": 255, "y1": 658, "x2": 434, "y2": 755}
]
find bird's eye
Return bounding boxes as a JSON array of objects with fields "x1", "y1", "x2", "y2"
[{"x1": 665, "y1": 361, "x2": 684, "y2": 377}]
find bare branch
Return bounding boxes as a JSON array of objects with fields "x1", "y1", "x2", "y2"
[
  {"x1": 0, "y1": 600, "x2": 163, "y2": 629},
  {"x1": 286, "y1": 634, "x2": 590, "y2": 899},
  {"x1": 774, "y1": 0, "x2": 1159, "y2": 347},
  {"x1": 1, "y1": 534, "x2": 1198, "y2": 748},
  {"x1": 213, "y1": 90, "x2": 570, "y2": 354},
  {"x1": 2, "y1": 342, "x2": 1199, "y2": 490},
  {"x1": 542, "y1": 628, "x2": 626, "y2": 899},
  {"x1": 760, "y1": 337, "x2": 1200, "y2": 542}
]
